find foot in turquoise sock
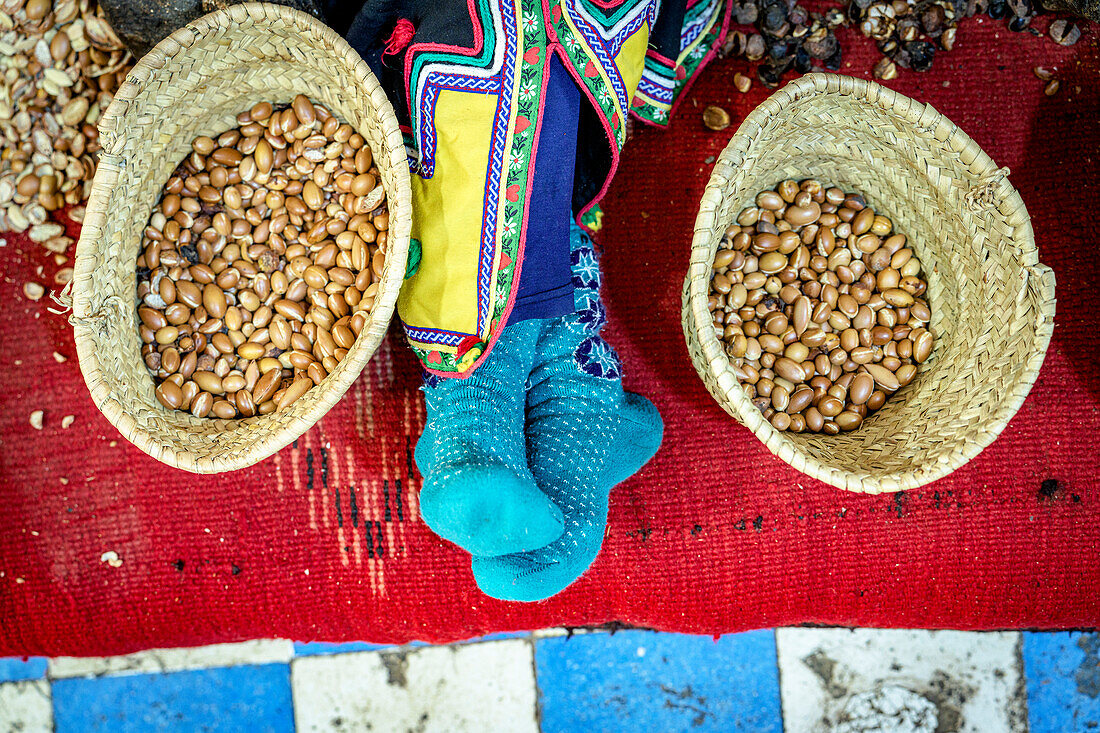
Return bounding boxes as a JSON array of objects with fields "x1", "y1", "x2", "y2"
[
  {"x1": 602, "y1": 391, "x2": 664, "y2": 488},
  {"x1": 472, "y1": 226, "x2": 663, "y2": 601},
  {"x1": 416, "y1": 320, "x2": 564, "y2": 557}
]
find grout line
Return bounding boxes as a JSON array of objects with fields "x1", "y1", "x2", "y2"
[
  {"x1": 773, "y1": 628, "x2": 787, "y2": 733},
  {"x1": 532, "y1": 626, "x2": 570, "y2": 639},
  {"x1": 1014, "y1": 633, "x2": 1031, "y2": 733},
  {"x1": 529, "y1": 633, "x2": 544, "y2": 733},
  {"x1": 288, "y1": 651, "x2": 303, "y2": 733}
]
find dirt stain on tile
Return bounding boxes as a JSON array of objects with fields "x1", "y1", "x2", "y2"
[
  {"x1": 379, "y1": 650, "x2": 408, "y2": 688},
  {"x1": 656, "y1": 683, "x2": 712, "y2": 727},
  {"x1": 803, "y1": 650, "x2": 848, "y2": 699},
  {"x1": 922, "y1": 669, "x2": 975, "y2": 733},
  {"x1": 1076, "y1": 634, "x2": 1100, "y2": 698}
]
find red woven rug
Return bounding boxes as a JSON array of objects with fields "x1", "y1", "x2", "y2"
[{"x1": 1, "y1": 18, "x2": 1097, "y2": 657}]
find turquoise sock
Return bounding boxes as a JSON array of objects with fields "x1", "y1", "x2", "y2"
[
  {"x1": 415, "y1": 320, "x2": 564, "y2": 557},
  {"x1": 471, "y1": 227, "x2": 663, "y2": 601}
]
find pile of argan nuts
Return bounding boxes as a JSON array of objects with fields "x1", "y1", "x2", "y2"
[
  {"x1": 709, "y1": 180, "x2": 933, "y2": 434},
  {"x1": 719, "y1": 0, "x2": 1081, "y2": 90},
  {"x1": 0, "y1": 0, "x2": 130, "y2": 248},
  {"x1": 137, "y1": 95, "x2": 388, "y2": 419}
]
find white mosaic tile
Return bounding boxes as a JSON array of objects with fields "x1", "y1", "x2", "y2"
[
  {"x1": 532, "y1": 627, "x2": 570, "y2": 638},
  {"x1": 532, "y1": 627, "x2": 575, "y2": 639},
  {"x1": 291, "y1": 638, "x2": 539, "y2": 733},
  {"x1": 531, "y1": 626, "x2": 607, "y2": 639},
  {"x1": 47, "y1": 639, "x2": 294, "y2": 678},
  {"x1": 0, "y1": 679, "x2": 53, "y2": 732},
  {"x1": 776, "y1": 628, "x2": 1025, "y2": 733}
]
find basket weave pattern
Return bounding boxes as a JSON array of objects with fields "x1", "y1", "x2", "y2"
[
  {"x1": 71, "y1": 3, "x2": 411, "y2": 473},
  {"x1": 683, "y1": 73, "x2": 1055, "y2": 493}
]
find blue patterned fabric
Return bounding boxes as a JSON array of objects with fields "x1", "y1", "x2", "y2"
[{"x1": 567, "y1": 227, "x2": 620, "y2": 380}]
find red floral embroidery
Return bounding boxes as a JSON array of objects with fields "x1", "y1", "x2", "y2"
[{"x1": 456, "y1": 335, "x2": 481, "y2": 358}]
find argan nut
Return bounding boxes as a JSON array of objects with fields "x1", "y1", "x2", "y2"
[
  {"x1": 277, "y1": 377, "x2": 313, "y2": 410},
  {"x1": 873, "y1": 58, "x2": 898, "y2": 81},
  {"x1": 864, "y1": 364, "x2": 901, "y2": 392},
  {"x1": 702, "y1": 106, "x2": 731, "y2": 131}
]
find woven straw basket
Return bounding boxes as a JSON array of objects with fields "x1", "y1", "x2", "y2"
[
  {"x1": 69, "y1": 3, "x2": 411, "y2": 473},
  {"x1": 683, "y1": 73, "x2": 1055, "y2": 493}
]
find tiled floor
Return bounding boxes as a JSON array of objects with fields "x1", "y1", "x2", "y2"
[{"x1": 2, "y1": 629, "x2": 1097, "y2": 732}]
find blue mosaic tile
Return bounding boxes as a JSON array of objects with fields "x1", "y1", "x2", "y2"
[
  {"x1": 292, "y1": 641, "x2": 393, "y2": 656},
  {"x1": 0, "y1": 656, "x2": 47, "y2": 682},
  {"x1": 1023, "y1": 631, "x2": 1100, "y2": 733},
  {"x1": 51, "y1": 663, "x2": 294, "y2": 733},
  {"x1": 535, "y1": 629, "x2": 782, "y2": 733}
]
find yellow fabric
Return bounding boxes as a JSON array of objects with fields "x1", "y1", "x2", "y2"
[
  {"x1": 616, "y1": 25, "x2": 649, "y2": 101},
  {"x1": 398, "y1": 89, "x2": 498, "y2": 342},
  {"x1": 457, "y1": 345, "x2": 483, "y2": 372}
]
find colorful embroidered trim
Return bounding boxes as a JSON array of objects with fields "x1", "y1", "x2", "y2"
[
  {"x1": 402, "y1": 0, "x2": 550, "y2": 374},
  {"x1": 632, "y1": 0, "x2": 728, "y2": 125}
]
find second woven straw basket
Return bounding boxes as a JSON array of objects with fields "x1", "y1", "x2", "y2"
[
  {"x1": 70, "y1": 4, "x2": 411, "y2": 473},
  {"x1": 683, "y1": 73, "x2": 1055, "y2": 493}
]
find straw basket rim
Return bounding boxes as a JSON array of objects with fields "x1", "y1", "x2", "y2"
[
  {"x1": 682, "y1": 72, "x2": 1056, "y2": 493},
  {"x1": 70, "y1": 2, "x2": 412, "y2": 473}
]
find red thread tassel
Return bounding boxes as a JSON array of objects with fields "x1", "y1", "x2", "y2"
[{"x1": 383, "y1": 18, "x2": 416, "y2": 59}]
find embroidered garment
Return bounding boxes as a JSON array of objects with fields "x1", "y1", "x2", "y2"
[{"x1": 341, "y1": 0, "x2": 730, "y2": 375}]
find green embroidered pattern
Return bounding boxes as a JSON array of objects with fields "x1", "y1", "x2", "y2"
[
  {"x1": 580, "y1": 204, "x2": 604, "y2": 232},
  {"x1": 552, "y1": 6, "x2": 626, "y2": 150},
  {"x1": 632, "y1": 0, "x2": 724, "y2": 125},
  {"x1": 405, "y1": 238, "x2": 422, "y2": 279}
]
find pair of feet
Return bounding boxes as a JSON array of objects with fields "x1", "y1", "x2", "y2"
[{"x1": 413, "y1": 314, "x2": 663, "y2": 602}]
